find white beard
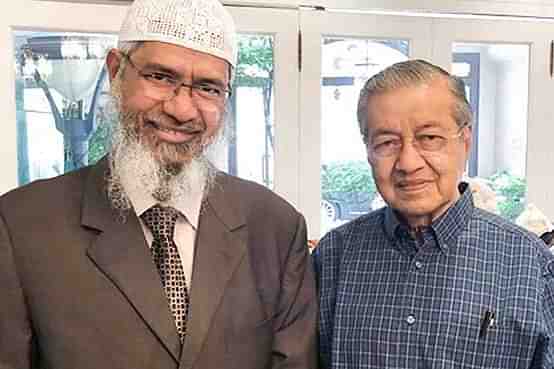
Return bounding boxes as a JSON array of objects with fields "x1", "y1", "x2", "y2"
[{"x1": 105, "y1": 72, "x2": 220, "y2": 213}]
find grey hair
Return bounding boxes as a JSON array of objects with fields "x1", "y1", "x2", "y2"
[
  {"x1": 112, "y1": 41, "x2": 143, "y2": 75},
  {"x1": 117, "y1": 40, "x2": 144, "y2": 55},
  {"x1": 357, "y1": 59, "x2": 473, "y2": 145}
]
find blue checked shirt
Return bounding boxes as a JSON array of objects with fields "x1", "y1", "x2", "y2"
[{"x1": 313, "y1": 183, "x2": 554, "y2": 369}]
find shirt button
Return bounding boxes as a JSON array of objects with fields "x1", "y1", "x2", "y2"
[
  {"x1": 415, "y1": 261, "x2": 423, "y2": 269},
  {"x1": 406, "y1": 315, "x2": 416, "y2": 325}
]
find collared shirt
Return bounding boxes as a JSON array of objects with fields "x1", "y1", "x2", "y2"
[
  {"x1": 313, "y1": 183, "x2": 554, "y2": 369},
  {"x1": 127, "y1": 183, "x2": 204, "y2": 289}
]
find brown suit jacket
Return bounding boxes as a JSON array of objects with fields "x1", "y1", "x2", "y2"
[{"x1": 0, "y1": 159, "x2": 318, "y2": 369}]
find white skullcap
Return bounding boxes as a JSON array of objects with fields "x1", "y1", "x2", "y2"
[{"x1": 119, "y1": 0, "x2": 237, "y2": 67}]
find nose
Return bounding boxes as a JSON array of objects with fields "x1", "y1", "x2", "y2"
[
  {"x1": 161, "y1": 87, "x2": 200, "y2": 124},
  {"x1": 394, "y1": 139, "x2": 426, "y2": 174}
]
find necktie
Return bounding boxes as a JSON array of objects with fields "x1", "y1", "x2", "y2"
[{"x1": 141, "y1": 205, "x2": 190, "y2": 343}]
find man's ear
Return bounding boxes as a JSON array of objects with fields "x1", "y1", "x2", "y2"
[
  {"x1": 463, "y1": 125, "x2": 473, "y2": 155},
  {"x1": 106, "y1": 49, "x2": 123, "y2": 82}
]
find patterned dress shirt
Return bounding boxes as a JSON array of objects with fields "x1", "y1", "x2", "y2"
[{"x1": 313, "y1": 183, "x2": 554, "y2": 369}]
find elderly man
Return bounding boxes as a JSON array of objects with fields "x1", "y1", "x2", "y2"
[
  {"x1": 313, "y1": 59, "x2": 554, "y2": 368},
  {"x1": 0, "y1": 1, "x2": 317, "y2": 368}
]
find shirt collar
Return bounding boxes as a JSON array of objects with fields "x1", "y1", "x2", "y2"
[
  {"x1": 127, "y1": 182, "x2": 204, "y2": 229},
  {"x1": 383, "y1": 182, "x2": 474, "y2": 252}
]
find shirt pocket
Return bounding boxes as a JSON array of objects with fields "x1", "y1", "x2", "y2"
[{"x1": 437, "y1": 309, "x2": 535, "y2": 368}]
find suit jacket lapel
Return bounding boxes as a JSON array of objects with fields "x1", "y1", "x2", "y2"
[
  {"x1": 180, "y1": 174, "x2": 247, "y2": 369},
  {"x1": 81, "y1": 159, "x2": 181, "y2": 362}
]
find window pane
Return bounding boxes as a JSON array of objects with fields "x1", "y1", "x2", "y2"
[
  {"x1": 320, "y1": 38, "x2": 409, "y2": 234},
  {"x1": 14, "y1": 31, "x2": 116, "y2": 185},
  {"x1": 218, "y1": 34, "x2": 275, "y2": 188},
  {"x1": 452, "y1": 43, "x2": 529, "y2": 221}
]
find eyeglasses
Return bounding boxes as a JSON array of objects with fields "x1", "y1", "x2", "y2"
[
  {"x1": 368, "y1": 122, "x2": 470, "y2": 159},
  {"x1": 122, "y1": 53, "x2": 232, "y2": 102}
]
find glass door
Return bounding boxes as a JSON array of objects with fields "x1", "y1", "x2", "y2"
[
  {"x1": 299, "y1": 9, "x2": 433, "y2": 238},
  {"x1": 2, "y1": 3, "x2": 301, "y2": 209},
  {"x1": 432, "y1": 17, "x2": 554, "y2": 226},
  {"x1": 0, "y1": 0, "x2": 126, "y2": 193},
  {"x1": 226, "y1": 6, "x2": 300, "y2": 205},
  {"x1": 300, "y1": 9, "x2": 554, "y2": 239}
]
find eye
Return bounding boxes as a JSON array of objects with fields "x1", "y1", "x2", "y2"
[
  {"x1": 418, "y1": 134, "x2": 443, "y2": 143},
  {"x1": 373, "y1": 138, "x2": 399, "y2": 149},
  {"x1": 142, "y1": 72, "x2": 177, "y2": 85},
  {"x1": 194, "y1": 83, "x2": 224, "y2": 97},
  {"x1": 372, "y1": 138, "x2": 401, "y2": 155},
  {"x1": 416, "y1": 134, "x2": 447, "y2": 150}
]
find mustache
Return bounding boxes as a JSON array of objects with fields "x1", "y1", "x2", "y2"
[{"x1": 143, "y1": 111, "x2": 206, "y2": 134}]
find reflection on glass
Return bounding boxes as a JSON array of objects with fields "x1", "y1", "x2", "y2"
[
  {"x1": 14, "y1": 32, "x2": 275, "y2": 189},
  {"x1": 320, "y1": 38, "x2": 409, "y2": 234},
  {"x1": 453, "y1": 43, "x2": 529, "y2": 221},
  {"x1": 14, "y1": 31, "x2": 116, "y2": 185}
]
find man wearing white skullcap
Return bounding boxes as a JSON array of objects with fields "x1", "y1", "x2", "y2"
[{"x1": 0, "y1": 1, "x2": 318, "y2": 368}]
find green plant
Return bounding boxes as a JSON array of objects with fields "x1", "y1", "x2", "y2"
[
  {"x1": 321, "y1": 160, "x2": 376, "y2": 196},
  {"x1": 487, "y1": 170, "x2": 526, "y2": 221},
  {"x1": 87, "y1": 122, "x2": 111, "y2": 165},
  {"x1": 235, "y1": 36, "x2": 274, "y2": 88}
]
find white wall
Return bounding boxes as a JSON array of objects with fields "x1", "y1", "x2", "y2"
[
  {"x1": 453, "y1": 44, "x2": 498, "y2": 178},
  {"x1": 494, "y1": 51, "x2": 528, "y2": 178},
  {"x1": 453, "y1": 43, "x2": 529, "y2": 180},
  {"x1": 478, "y1": 48, "x2": 498, "y2": 178}
]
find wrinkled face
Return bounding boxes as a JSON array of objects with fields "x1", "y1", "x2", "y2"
[
  {"x1": 365, "y1": 78, "x2": 471, "y2": 227},
  {"x1": 106, "y1": 41, "x2": 229, "y2": 168}
]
